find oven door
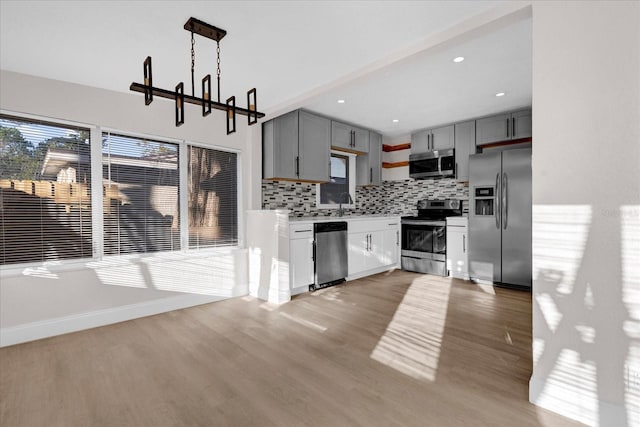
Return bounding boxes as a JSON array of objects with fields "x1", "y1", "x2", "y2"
[{"x1": 401, "y1": 220, "x2": 447, "y2": 261}]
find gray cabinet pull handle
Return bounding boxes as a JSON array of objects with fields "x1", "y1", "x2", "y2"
[
  {"x1": 503, "y1": 172, "x2": 508, "y2": 230},
  {"x1": 495, "y1": 173, "x2": 500, "y2": 229},
  {"x1": 396, "y1": 230, "x2": 399, "y2": 246},
  {"x1": 295, "y1": 156, "x2": 300, "y2": 176},
  {"x1": 370, "y1": 167, "x2": 373, "y2": 183},
  {"x1": 463, "y1": 234, "x2": 466, "y2": 253},
  {"x1": 506, "y1": 118, "x2": 510, "y2": 138},
  {"x1": 512, "y1": 117, "x2": 516, "y2": 138}
]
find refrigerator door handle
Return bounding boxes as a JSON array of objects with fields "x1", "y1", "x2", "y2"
[
  {"x1": 503, "y1": 172, "x2": 508, "y2": 230},
  {"x1": 495, "y1": 172, "x2": 500, "y2": 229}
]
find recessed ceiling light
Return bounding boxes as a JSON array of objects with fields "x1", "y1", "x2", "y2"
[
  {"x1": 495, "y1": 92, "x2": 505, "y2": 97},
  {"x1": 392, "y1": 119, "x2": 399, "y2": 123},
  {"x1": 453, "y1": 56, "x2": 465, "y2": 63},
  {"x1": 337, "y1": 99, "x2": 345, "y2": 104}
]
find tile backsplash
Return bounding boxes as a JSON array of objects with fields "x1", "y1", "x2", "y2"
[{"x1": 262, "y1": 178, "x2": 469, "y2": 217}]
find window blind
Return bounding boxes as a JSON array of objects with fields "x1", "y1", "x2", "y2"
[
  {"x1": 0, "y1": 115, "x2": 92, "y2": 265},
  {"x1": 188, "y1": 146, "x2": 238, "y2": 248},
  {"x1": 102, "y1": 132, "x2": 180, "y2": 255}
]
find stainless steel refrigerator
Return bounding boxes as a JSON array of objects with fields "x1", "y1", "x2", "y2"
[{"x1": 468, "y1": 147, "x2": 532, "y2": 289}]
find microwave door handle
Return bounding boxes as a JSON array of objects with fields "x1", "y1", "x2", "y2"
[
  {"x1": 503, "y1": 172, "x2": 508, "y2": 229},
  {"x1": 495, "y1": 173, "x2": 500, "y2": 229}
]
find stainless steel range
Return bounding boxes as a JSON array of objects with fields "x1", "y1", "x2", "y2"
[{"x1": 401, "y1": 199, "x2": 462, "y2": 276}]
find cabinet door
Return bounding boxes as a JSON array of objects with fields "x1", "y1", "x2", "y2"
[
  {"x1": 476, "y1": 113, "x2": 510, "y2": 146},
  {"x1": 411, "y1": 129, "x2": 430, "y2": 154},
  {"x1": 381, "y1": 226, "x2": 400, "y2": 266},
  {"x1": 352, "y1": 127, "x2": 370, "y2": 153},
  {"x1": 290, "y1": 237, "x2": 314, "y2": 291},
  {"x1": 299, "y1": 111, "x2": 330, "y2": 182},
  {"x1": 357, "y1": 132, "x2": 382, "y2": 186},
  {"x1": 431, "y1": 125, "x2": 455, "y2": 151},
  {"x1": 271, "y1": 111, "x2": 299, "y2": 179},
  {"x1": 454, "y1": 120, "x2": 475, "y2": 182},
  {"x1": 367, "y1": 231, "x2": 385, "y2": 270},
  {"x1": 446, "y1": 229, "x2": 467, "y2": 279},
  {"x1": 348, "y1": 232, "x2": 369, "y2": 277},
  {"x1": 368, "y1": 132, "x2": 382, "y2": 185},
  {"x1": 511, "y1": 109, "x2": 532, "y2": 139},
  {"x1": 331, "y1": 121, "x2": 353, "y2": 150}
]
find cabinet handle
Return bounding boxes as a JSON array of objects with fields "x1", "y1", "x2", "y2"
[
  {"x1": 396, "y1": 230, "x2": 399, "y2": 246},
  {"x1": 295, "y1": 156, "x2": 300, "y2": 177},
  {"x1": 370, "y1": 167, "x2": 373, "y2": 183},
  {"x1": 428, "y1": 133, "x2": 431, "y2": 150},
  {"x1": 506, "y1": 118, "x2": 510, "y2": 138},
  {"x1": 369, "y1": 234, "x2": 372, "y2": 251},
  {"x1": 512, "y1": 117, "x2": 516, "y2": 138},
  {"x1": 351, "y1": 130, "x2": 355, "y2": 147},
  {"x1": 463, "y1": 235, "x2": 466, "y2": 253},
  {"x1": 312, "y1": 241, "x2": 316, "y2": 262}
]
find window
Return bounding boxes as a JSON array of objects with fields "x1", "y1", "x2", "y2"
[
  {"x1": 188, "y1": 146, "x2": 238, "y2": 248},
  {"x1": 0, "y1": 115, "x2": 92, "y2": 265},
  {"x1": 317, "y1": 152, "x2": 356, "y2": 209},
  {"x1": 102, "y1": 132, "x2": 180, "y2": 255}
]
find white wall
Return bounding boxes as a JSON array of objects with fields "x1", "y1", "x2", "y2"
[
  {"x1": 0, "y1": 71, "x2": 260, "y2": 346},
  {"x1": 530, "y1": 2, "x2": 640, "y2": 426}
]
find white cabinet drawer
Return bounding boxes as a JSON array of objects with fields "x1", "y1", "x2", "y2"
[
  {"x1": 290, "y1": 223, "x2": 314, "y2": 239},
  {"x1": 349, "y1": 218, "x2": 399, "y2": 234}
]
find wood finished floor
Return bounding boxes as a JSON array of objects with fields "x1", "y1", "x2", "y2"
[{"x1": 0, "y1": 270, "x2": 584, "y2": 427}]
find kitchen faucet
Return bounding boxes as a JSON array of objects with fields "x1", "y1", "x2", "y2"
[{"x1": 338, "y1": 192, "x2": 353, "y2": 217}]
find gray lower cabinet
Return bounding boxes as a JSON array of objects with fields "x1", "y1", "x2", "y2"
[
  {"x1": 356, "y1": 131, "x2": 381, "y2": 186},
  {"x1": 454, "y1": 120, "x2": 476, "y2": 182},
  {"x1": 263, "y1": 110, "x2": 330, "y2": 182},
  {"x1": 331, "y1": 120, "x2": 369, "y2": 153},
  {"x1": 476, "y1": 109, "x2": 532, "y2": 146},
  {"x1": 411, "y1": 125, "x2": 454, "y2": 154}
]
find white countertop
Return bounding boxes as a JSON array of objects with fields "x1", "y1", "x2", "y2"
[{"x1": 289, "y1": 214, "x2": 401, "y2": 223}]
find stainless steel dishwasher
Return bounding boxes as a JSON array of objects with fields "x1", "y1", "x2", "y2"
[{"x1": 312, "y1": 221, "x2": 348, "y2": 291}]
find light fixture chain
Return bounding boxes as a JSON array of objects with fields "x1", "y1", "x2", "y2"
[
  {"x1": 190, "y1": 31, "x2": 195, "y2": 97},
  {"x1": 216, "y1": 40, "x2": 221, "y2": 103}
]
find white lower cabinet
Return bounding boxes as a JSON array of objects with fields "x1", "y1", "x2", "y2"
[
  {"x1": 288, "y1": 217, "x2": 400, "y2": 296},
  {"x1": 289, "y1": 223, "x2": 315, "y2": 295},
  {"x1": 348, "y1": 219, "x2": 400, "y2": 279},
  {"x1": 446, "y1": 217, "x2": 469, "y2": 280}
]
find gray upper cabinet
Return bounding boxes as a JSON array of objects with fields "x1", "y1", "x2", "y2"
[
  {"x1": 299, "y1": 111, "x2": 331, "y2": 182},
  {"x1": 357, "y1": 132, "x2": 381, "y2": 186},
  {"x1": 476, "y1": 109, "x2": 532, "y2": 146},
  {"x1": 431, "y1": 125, "x2": 455, "y2": 151},
  {"x1": 411, "y1": 129, "x2": 429, "y2": 154},
  {"x1": 511, "y1": 109, "x2": 532, "y2": 139},
  {"x1": 454, "y1": 120, "x2": 476, "y2": 182},
  {"x1": 263, "y1": 110, "x2": 330, "y2": 182},
  {"x1": 331, "y1": 121, "x2": 369, "y2": 153},
  {"x1": 411, "y1": 125, "x2": 454, "y2": 154}
]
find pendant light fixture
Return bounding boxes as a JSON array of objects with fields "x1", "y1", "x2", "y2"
[{"x1": 129, "y1": 17, "x2": 265, "y2": 134}]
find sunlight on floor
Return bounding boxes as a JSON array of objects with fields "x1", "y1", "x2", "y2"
[
  {"x1": 279, "y1": 311, "x2": 327, "y2": 332},
  {"x1": 370, "y1": 275, "x2": 450, "y2": 381}
]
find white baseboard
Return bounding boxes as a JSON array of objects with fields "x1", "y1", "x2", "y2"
[
  {"x1": 529, "y1": 376, "x2": 627, "y2": 426},
  {"x1": 0, "y1": 288, "x2": 248, "y2": 348}
]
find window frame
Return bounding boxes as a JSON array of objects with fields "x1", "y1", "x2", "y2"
[
  {"x1": 316, "y1": 150, "x2": 356, "y2": 210},
  {"x1": 0, "y1": 111, "x2": 96, "y2": 268},
  {"x1": 0, "y1": 110, "x2": 243, "y2": 273}
]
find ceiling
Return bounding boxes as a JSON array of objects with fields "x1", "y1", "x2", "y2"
[{"x1": 0, "y1": 1, "x2": 531, "y2": 138}]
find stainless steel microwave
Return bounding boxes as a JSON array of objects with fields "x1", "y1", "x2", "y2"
[{"x1": 409, "y1": 149, "x2": 455, "y2": 179}]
